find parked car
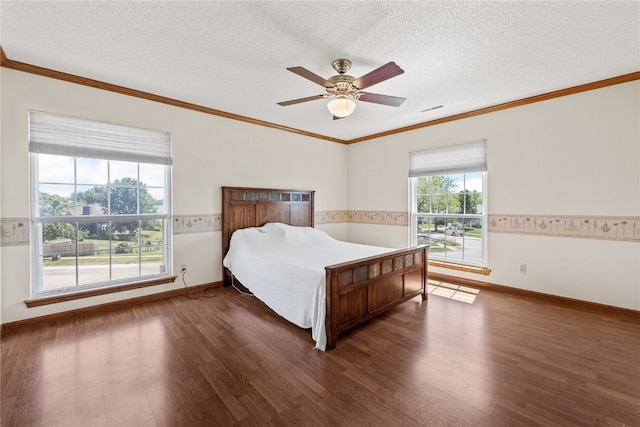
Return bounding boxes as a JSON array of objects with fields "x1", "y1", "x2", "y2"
[{"x1": 444, "y1": 227, "x2": 464, "y2": 236}]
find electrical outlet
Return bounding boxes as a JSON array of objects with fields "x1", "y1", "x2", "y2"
[
  {"x1": 520, "y1": 263, "x2": 527, "y2": 273},
  {"x1": 180, "y1": 264, "x2": 187, "y2": 272}
]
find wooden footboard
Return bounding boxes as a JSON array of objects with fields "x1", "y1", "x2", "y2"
[{"x1": 324, "y1": 245, "x2": 428, "y2": 349}]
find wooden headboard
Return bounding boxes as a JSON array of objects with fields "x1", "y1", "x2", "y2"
[{"x1": 221, "y1": 186, "x2": 315, "y2": 281}]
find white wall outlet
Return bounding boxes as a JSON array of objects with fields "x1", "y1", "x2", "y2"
[
  {"x1": 180, "y1": 264, "x2": 187, "y2": 272},
  {"x1": 520, "y1": 263, "x2": 527, "y2": 273}
]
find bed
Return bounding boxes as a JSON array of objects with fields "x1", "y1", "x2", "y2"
[{"x1": 221, "y1": 186, "x2": 428, "y2": 350}]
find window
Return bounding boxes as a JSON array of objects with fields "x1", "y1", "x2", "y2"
[
  {"x1": 409, "y1": 140, "x2": 487, "y2": 267},
  {"x1": 29, "y1": 111, "x2": 172, "y2": 298}
]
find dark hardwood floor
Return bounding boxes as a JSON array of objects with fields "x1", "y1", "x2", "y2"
[{"x1": 2, "y1": 280, "x2": 639, "y2": 426}]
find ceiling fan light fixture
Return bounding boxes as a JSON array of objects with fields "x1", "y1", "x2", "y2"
[{"x1": 327, "y1": 97, "x2": 356, "y2": 118}]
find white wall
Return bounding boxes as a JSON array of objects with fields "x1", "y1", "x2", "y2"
[
  {"x1": 347, "y1": 81, "x2": 640, "y2": 310},
  {"x1": 2, "y1": 68, "x2": 638, "y2": 325},
  {"x1": 0, "y1": 68, "x2": 347, "y2": 323}
]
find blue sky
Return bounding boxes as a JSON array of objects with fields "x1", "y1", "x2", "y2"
[{"x1": 37, "y1": 154, "x2": 166, "y2": 201}]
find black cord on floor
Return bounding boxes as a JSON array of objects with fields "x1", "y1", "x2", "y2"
[{"x1": 182, "y1": 269, "x2": 217, "y2": 299}]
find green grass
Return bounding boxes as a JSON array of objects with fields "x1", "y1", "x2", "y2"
[
  {"x1": 82, "y1": 230, "x2": 163, "y2": 249},
  {"x1": 464, "y1": 228, "x2": 482, "y2": 238},
  {"x1": 44, "y1": 254, "x2": 163, "y2": 266},
  {"x1": 43, "y1": 233, "x2": 164, "y2": 266},
  {"x1": 418, "y1": 226, "x2": 483, "y2": 237}
]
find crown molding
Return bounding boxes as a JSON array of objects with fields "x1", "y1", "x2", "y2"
[
  {"x1": 0, "y1": 47, "x2": 343, "y2": 144},
  {"x1": 345, "y1": 71, "x2": 640, "y2": 144},
  {"x1": 1, "y1": 46, "x2": 638, "y2": 145}
]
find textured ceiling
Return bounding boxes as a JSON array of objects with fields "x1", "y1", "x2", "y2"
[{"x1": 1, "y1": 1, "x2": 639, "y2": 142}]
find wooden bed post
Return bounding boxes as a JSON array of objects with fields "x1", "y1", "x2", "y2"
[
  {"x1": 325, "y1": 268, "x2": 338, "y2": 350},
  {"x1": 422, "y1": 246, "x2": 429, "y2": 300}
]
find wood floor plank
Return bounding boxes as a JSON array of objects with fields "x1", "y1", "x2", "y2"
[{"x1": 2, "y1": 284, "x2": 639, "y2": 426}]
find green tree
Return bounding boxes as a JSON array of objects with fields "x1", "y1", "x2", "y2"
[
  {"x1": 76, "y1": 177, "x2": 161, "y2": 235},
  {"x1": 39, "y1": 192, "x2": 71, "y2": 217},
  {"x1": 39, "y1": 193, "x2": 77, "y2": 242},
  {"x1": 39, "y1": 178, "x2": 162, "y2": 245},
  {"x1": 77, "y1": 186, "x2": 108, "y2": 207},
  {"x1": 458, "y1": 189, "x2": 482, "y2": 215},
  {"x1": 417, "y1": 176, "x2": 458, "y2": 213},
  {"x1": 111, "y1": 177, "x2": 159, "y2": 215},
  {"x1": 76, "y1": 178, "x2": 158, "y2": 215},
  {"x1": 417, "y1": 176, "x2": 459, "y2": 231}
]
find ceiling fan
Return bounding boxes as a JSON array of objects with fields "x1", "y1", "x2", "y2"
[{"x1": 277, "y1": 59, "x2": 406, "y2": 120}]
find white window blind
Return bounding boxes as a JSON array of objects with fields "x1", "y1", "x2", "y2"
[
  {"x1": 29, "y1": 110, "x2": 172, "y2": 165},
  {"x1": 409, "y1": 139, "x2": 486, "y2": 177}
]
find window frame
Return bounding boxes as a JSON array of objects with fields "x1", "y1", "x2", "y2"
[
  {"x1": 29, "y1": 112, "x2": 173, "y2": 299},
  {"x1": 410, "y1": 171, "x2": 488, "y2": 268},
  {"x1": 408, "y1": 139, "x2": 489, "y2": 271}
]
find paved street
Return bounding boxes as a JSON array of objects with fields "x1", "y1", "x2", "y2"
[
  {"x1": 42, "y1": 263, "x2": 166, "y2": 290},
  {"x1": 427, "y1": 234, "x2": 483, "y2": 263}
]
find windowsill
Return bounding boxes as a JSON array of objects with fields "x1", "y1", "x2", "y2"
[
  {"x1": 24, "y1": 275, "x2": 177, "y2": 308},
  {"x1": 428, "y1": 260, "x2": 491, "y2": 275}
]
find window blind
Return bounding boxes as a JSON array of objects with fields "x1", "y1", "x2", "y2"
[
  {"x1": 408, "y1": 139, "x2": 486, "y2": 177},
  {"x1": 29, "y1": 111, "x2": 172, "y2": 165}
]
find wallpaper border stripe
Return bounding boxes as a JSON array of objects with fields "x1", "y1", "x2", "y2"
[
  {"x1": 2, "y1": 212, "x2": 638, "y2": 246},
  {"x1": 488, "y1": 214, "x2": 640, "y2": 242}
]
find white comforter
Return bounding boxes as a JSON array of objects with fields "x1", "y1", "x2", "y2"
[{"x1": 222, "y1": 222, "x2": 393, "y2": 351}]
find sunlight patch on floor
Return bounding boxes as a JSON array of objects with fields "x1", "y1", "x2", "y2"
[{"x1": 427, "y1": 279, "x2": 479, "y2": 304}]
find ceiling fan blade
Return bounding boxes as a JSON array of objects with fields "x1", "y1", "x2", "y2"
[
  {"x1": 352, "y1": 62, "x2": 404, "y2": 90},
  {"x1": 277, "y1": 94, "x2": 326, "y2": 106},
  {"x1": 332, "y1": 115, "x2": 346, "y2": 121},
  {"x1": 287, "y1": 67, "x2": 333, "y2": 88},
  {"x1": 357, "y1": 92, "x2": 406, "y2": 107}
]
